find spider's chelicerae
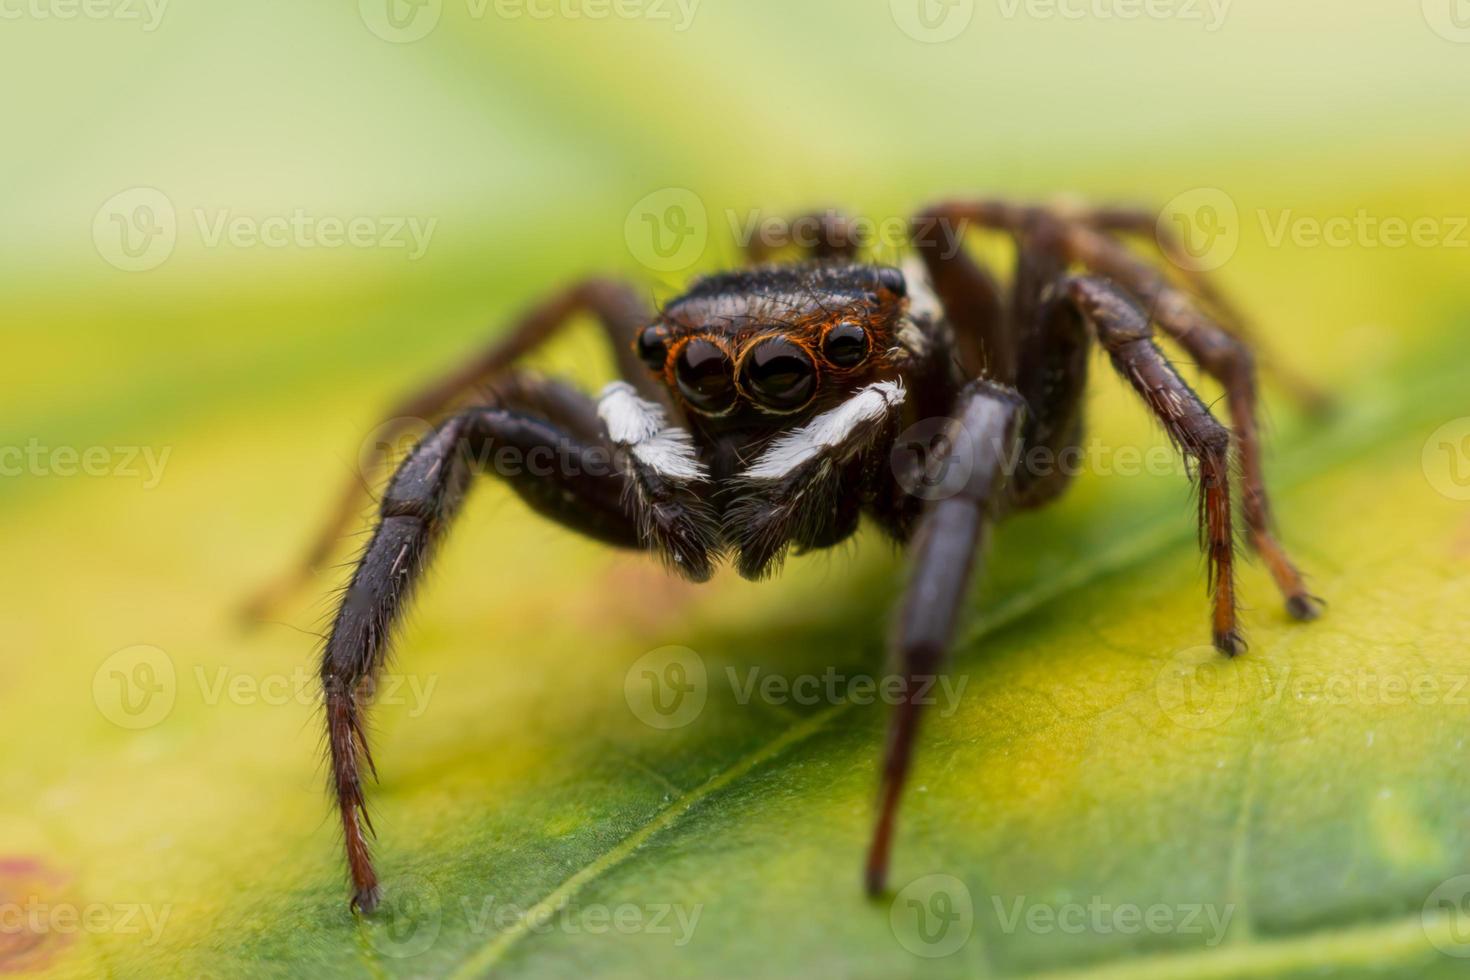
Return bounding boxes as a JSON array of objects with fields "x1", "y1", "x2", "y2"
[{"x1": 260, "y1": 199, "x2": 1324, "y2": 913}]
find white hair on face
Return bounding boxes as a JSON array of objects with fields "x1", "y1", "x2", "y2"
[
  {"x1": 742, "y1": 381, "x2": 907, "y2": 482},
  {"x1": 597, "y1": 382, "x2": 708, "y2": 482}
]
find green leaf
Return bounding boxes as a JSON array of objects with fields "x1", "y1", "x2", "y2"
[
  {"x1": 7, "y1": 282, "x2": 1470, "y2": 978},
  {"x1": 3, "y1": 16, "x2": 1469, "y2": 973}
]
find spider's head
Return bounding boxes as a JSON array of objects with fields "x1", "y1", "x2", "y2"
[{"x1": 634, "y1": 262, "x2": 918, "y2": 430}]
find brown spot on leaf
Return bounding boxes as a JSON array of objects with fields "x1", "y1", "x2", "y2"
[
  {"x1": 0, "y1": 857, "x2": 75, "y2": 974},
  {"x1": 1452, "y1": 516, "x2": 1470, "y2": 560}
]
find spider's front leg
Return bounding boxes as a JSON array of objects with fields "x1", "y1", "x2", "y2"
[
  {"x1": 245, "y1": 277, "x2": 663, "y2": 622},
  {"x1": 865, "y1": 380, "x2": 1025, "y2": 896},
  {"x1": 322, "y1": 378, "x2": 711, "y2": 913}
]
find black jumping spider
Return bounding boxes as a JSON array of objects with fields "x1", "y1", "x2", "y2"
[{"x1": 252, "y1": 199, "x2": 1322, "y2": 913}]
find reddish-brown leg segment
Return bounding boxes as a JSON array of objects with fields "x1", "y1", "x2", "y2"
[
  {"x1": 1062, "y1": 225, "x2": 1321, "y2": 621},
  {"x1": 1064, "y1": 276, "x2": 1245, "y2": 653},
  {"x1": 1079, "y1": 204, "x2": 1333, "y2": 416},
  {"x1": 916, "y1": 199, "x2": 1319, "y2": 622}
]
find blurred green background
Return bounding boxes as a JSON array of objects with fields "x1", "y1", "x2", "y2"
[{"x1": 3, "y1": 1, "x2": 1470, "y2": 977}]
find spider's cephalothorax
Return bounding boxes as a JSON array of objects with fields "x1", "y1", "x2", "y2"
[
  {"x1": 251, "y1": 199, "x2": 1326, "y2": 913},
  {"x1": 601, "y1": 261, "x2": 949, "y2": 582}
]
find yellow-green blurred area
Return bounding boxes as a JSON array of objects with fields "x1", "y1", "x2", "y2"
[{"x1": 3, "y1": 1, "x2": 1470, "y2": 977}]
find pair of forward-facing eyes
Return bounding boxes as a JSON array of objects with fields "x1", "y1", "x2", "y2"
[{"x1": 635, "y1": 321, "x2": 871, "y2": 416}]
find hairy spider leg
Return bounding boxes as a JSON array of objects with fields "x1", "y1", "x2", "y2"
[
  {"x1": 322, "y1": 394, "x2": 644, "y2": 913},
  {"x1": 1064, "y1": 225, "x2": 1322, "y2": 621},
  {"x1": 865, "y1": 380, "x2": 1024, "y2": 895},
  {"x1": 918, "y1": 199, "x2": 1319, "y2": 621},
  {"x1": 244, "y1": 278, "x2": 662, "y2": 622},
  {"x1": 1063, "y1": 276, "x2": 1245, "y2": 655},
  {"x1": 744, "y1": 209, "x2": 864, "y2": 265},
  {"x1": 1079, "y1": 204, "x2": 1332, "y2": 415}
]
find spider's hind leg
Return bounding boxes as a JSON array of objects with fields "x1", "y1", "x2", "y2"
[
  {"x1": 744, "y1": 209, "x2": 863, "y2": 264},
  {"x1": 911, "y1": 204, "x2": 1009, "y2": 380},
  {"x1": 912, "y1": 198, "x2": 1321, "y2": 622},
  {"x1": 1063, "y1": 276, "x2": 1245, "y2": 655},
  {"x1": 1081, "y1": 204, "x2": 1331, "y2": 415},
  {"x1": 1065, "y1": 224, "x2": 1322, "y2": 621},
  {"x1": 1007, "y1": 222, "x2": 1092, "y2": 509}
]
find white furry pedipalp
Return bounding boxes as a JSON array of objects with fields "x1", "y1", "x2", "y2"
[
  {"x1": 597, "y1": 382, "x2": 708, "y2": 482},
  {"x1": 742, "y1": 381, "x2": 907, "y2": 482}
]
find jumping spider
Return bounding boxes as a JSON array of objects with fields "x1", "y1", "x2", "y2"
[{"x1": 252, "y1": 199, "x2": 1323, "y2": 913}]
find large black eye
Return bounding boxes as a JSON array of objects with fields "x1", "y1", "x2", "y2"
[
  {"x1": 739, "y1": 337, "x2": 816, "y2": 413},
  {"x1": 822, "y1": 321, "x2": 869, "y2": 368},
  {"x1": 675, "y1": 339, "x2": 737, "y2": 414},
  {"x1": 636, "y1": 325, "x2": 669, "y2": 370}
]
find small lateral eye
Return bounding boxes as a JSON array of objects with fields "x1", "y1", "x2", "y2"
[
  {"x1": 675, "y1": 339, "x2": 738, "y2": 414},
  {"x1": 636, "y1": 325, "x2": 670, "y2": 370},
  {"x1": 739, "y1": 337, "x2": 816, "y2": 413},
  {"x1": 874, "y1": 266, "x2": 907, "y2": 297},
  {"x1": 822, "y1": 321, "x2": 869, "y2": 368}
]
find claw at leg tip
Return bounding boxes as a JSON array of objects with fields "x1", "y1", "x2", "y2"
[
  {"x1": 1213, "y1": 630, "x2": 1248, "y2": 658},
  {"x1": 1287, "y1": 594, "x2": 1324, "y2": 622},
  {"x1": 352, "y1": 886, "x2": 382, "y2": 916}
]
